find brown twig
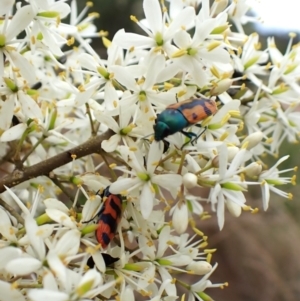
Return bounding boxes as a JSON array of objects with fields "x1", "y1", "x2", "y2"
[{"x1": 0, "y1": 130, "x2": 114, "y2": 194}]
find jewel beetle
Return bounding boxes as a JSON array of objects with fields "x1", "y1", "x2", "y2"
[
  {"x1": 86, "y1": 186, "x2": 123, "y2": 249},
  {"x1": 153, "y1": 97, "x2": 218, "y2": 148}
]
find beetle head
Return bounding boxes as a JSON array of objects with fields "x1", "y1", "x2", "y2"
[{"x1": 153, "y1": 121, "x2": 171, "y2": 141}]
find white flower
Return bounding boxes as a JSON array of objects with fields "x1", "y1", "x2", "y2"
[
  {"x1": 259, "y1": 155, "x2": 294, "y2": 210},
  {"x1": 172, "y1": 201, "x2": 189, "y2": 234},
  {"x1": 28, "y1": 253, "x2": 118, "y2": 301},
  {"x1": 259, "y1": 104, "x2": 300, "y2": 155},
  {"x1": 268, "y1": 35, "x2": 300, "y2": 95},
  {"x1": 111, "y1": 54, "x2": 177, "y2": 118},
  {"x1": 0, "y1": 280, "x2": 26, "y2": 301},
  {"x1": 110, "y1": 143, "x2": 182, "y2": 219},
  {"x1": 0, "y1": 81, "x2": 43, "y2": 141},
  {"x1": 228, "y1": 0, "x2": 260, "y2": 33},
  {"x1": 0, "y1": 207, "x2": 18, "y2": 244},
  {"x1": 113, "y1": 0, "x2": 196, "y2": 53},
  {"x1": 189, "y1": 263, "x2": 223, "y2": 301},
  {"x1": 28, "y1": 0, "x2": 71, "y2": 56},
  {"x1": 171, "y1": 16, "x2": 231, "y2": 87},
  {"x1": 0, "y1": 4, "x2": 35, "y2": 79},
  {"x1": 95, "y1": 103, "x2": 137, "y2": 152},
  {"x1": 67, "y1": 0, "x2": 99, "y2": 38},
  {"x1": 208, "y1": 145, "x2": 250, "y2": 229},
  {"x1": 183, "y1": 172, "x2": 198, "y2": 189},
  {"x1": 232, "y1": 33, "x2": 271, "y2": 91}
]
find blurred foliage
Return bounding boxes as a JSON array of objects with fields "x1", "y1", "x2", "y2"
[{"x1": 78, "y1": 0, "x2": 143, "y2": 56}]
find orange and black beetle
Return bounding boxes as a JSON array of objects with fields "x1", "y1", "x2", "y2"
[
  {"x1": 153, "y1": 97, "x2": 218, "y2": 148},
  {"x1": 96, "y1": 187, "x2": 122, "y2": 248},
  {"x1": 86, "y1": 186, "x2": 123, "y2": 248}
]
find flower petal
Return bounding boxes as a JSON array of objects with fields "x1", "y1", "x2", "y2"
[
  {"x1": 110, "y1": 177, "x2": 141, "y2": 194},
  {"x1": 140, "y1": 182, "x2": 155, "y2": 219},
  {"x1": 0, "y1": 279, "x2": 26, "y2": 301},
  {"x1": 143, "y1": 0, "x2": 162, "y2": 34},
  {"x1": 27, "y1": 289, "x2": 68, "y2": 301},
  {"x1": 6, "y1": 257, "x2": 42, "y2": 275},
  {"x1": 1, "y1": 123, "x2": 27, "y2": 142}
]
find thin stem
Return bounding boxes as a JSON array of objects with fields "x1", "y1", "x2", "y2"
[
  {"x1": 13, "y1": 127, "x2": 32, "y2": 165},
  {"x1": 195, "y1": 163, "x2": 213, "y2": 175},
  {"x1": 85, "y1": 103, "x2": 96, "y2": 136},
  {"x1": 0, "y1": 198, "x2": 24, "y2": 225},
  {"x1": 177, "y1": 150, "x2": 186, "y2": 175},
  {"x1": 16, "y1": 283, "x2": 43, "y2": 289},
  {"x1": 175, "y1": 278, "x2": 190, "y2": 290},
  {"x1": 103, "y1": 151, "x2": 131, "y2": 169},
  {"x1": 158, "y1": 150, "x2": 177, "y2": 165},
  {"x1": 21, "y1": 135, "x2": 46, "y2": 164},
  {"x1": 111, "y1": 78, "x2": 125, "y2": 91},
  {"x1": 98, "y1": 149, "x2": 118, "y2": 181}
]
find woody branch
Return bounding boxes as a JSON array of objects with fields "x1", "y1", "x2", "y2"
[{"x1": 0, "y1": 130, "x2": 114, "y2": 194}]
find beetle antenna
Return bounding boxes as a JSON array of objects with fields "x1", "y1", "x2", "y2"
[
  {"x1": 82, "y1": 191, "x2": 105, "y2": 223},
  {"x1": 82, "y1": 215, "x2": 98, "y2": 224}
]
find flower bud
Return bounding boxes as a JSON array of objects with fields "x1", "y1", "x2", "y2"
[
  {"x1": 48, "y1": 108, "x2": 57, "y2": 130},
  {"x1": 226, "y1": 200, "x2": 242, "y2": 217},
  {"x1": 210, "y1": 78, "x2": 233, "y2": 95},
  {"x1": 227, "y1": 146, "x2": 240, "y2": 162},
  {"x1": 187, "y1": 261, "x2": 212, "y2": 275},
  {"x1": 4, "y1": 77, "x2": 18, "y2": 92},
  {"x1": 221, "y1": 182, "x2": 245, "y2": 191},
  {"x1": 212, "y1": 155, "x2": 219, "y2": 167},
  {"x1": 172, "y1": 202, "x2": 188, "y2": 234},
  {"x1": 183, "y1": 173, "x2": 198, "y2": 189},
  {"x1": 211, "y1": 0, "x2": 228, "y2": 17},
  {"x1": 37, "y1": 11, "x2": 60, "y2": 18},
  {"x1": 126, "y1": 230, "x2": 135, "y2": 243},
  {"x1": 244, "y1": 162, "x2": 262, "y2": 177},
  {"x1": 242, "y1": 132, "x2": 264, "y2": 150},
  {"x1": 213, "y1": 146, "x2": 240, "y2": 167}
]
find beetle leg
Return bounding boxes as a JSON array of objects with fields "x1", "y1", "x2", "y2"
[
  {"x1": 162, "y1": 140, "x2": 170, "y2": 153},
  {"x1": 180, "y1": 127, "x2": 207, "y2": 149},
  {"x1": 180, "y1": 130, "x2": 197, "y2": 149},
  {"x1": 191, "y1": 127, "x2": 206, "y2": 145}
]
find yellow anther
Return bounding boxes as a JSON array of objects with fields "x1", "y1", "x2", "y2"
[{"x1": 130, "y1": 15, "x2": 138, "y2": 23}]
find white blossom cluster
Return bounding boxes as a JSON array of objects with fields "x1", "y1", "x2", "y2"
[{"x1": 0, "y1": 0, "x2": 297, "y2": 300}]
